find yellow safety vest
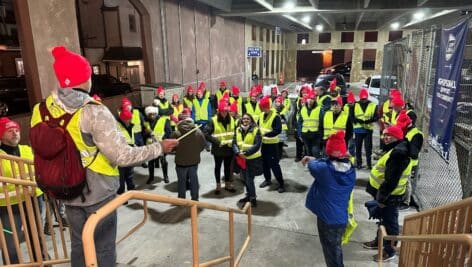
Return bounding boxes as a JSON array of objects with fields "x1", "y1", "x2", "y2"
[
  {"x1": 216, "y1": 89, "x2": 230, "y2": 102},
  {"x1": 159, "y1": 100, "x2": 171, "y2": 121},
  {"x1": 245, "y1": 102, "x2": 262, "y2": 122},
  {"x1": 405, "y1": 127, "x2": 423, "y2": 167},
  {"x1": 236, "y1": 127, "x2": 262, "y2": 160},
  {"x1": 382, "y1": 100, "x2": 390, "y2": 114},
  {"x1": 183, "y1": 97, "x2": 193, "y2": 109},
  {"x1": 172, "y1": 104, "x2": 183, "y2": 126},
  {"x1": 230, "y1": 97, "x2": 243, "y2": 115},
  {"x1": 118, "y1": 122, "x2": 135, "y2": 145},
  {"x1": 31, "y1": 96, "x2": 119, "y2": 177},
  {"x1": 323, "y1": 110, "x2": 349, "y2": 140},
  {"x1": 281, "y1": 98, "x2": 291, "y2": 116},
  {"x1": 211, "y1": 116, "x2": 235, "y2": 147},
  {"x1": 193, "y1": 98, "x2": 210, "y2": 121},
  {"x1": 0, "y1": 145, "x2": 43, "y2": 206},
  {"x1": 369, "y1": 149, "x2": 413, "y2": 196},
  {"x1": 317, "y1": 94, "x2": 331, "y2": 106},
  {"x1": 131, "y1": 109, "x2": 142, "y2": 134},
  {"x1": 300, "y1": 105, "x2": 321, "y2": 133},
  {"x1": 353, "y1": 102, "x2": 376, "y2": 130},
  {"x1": 258, "y1": 110, "x2": 280, "y2": 144},
  {"x1": 144, "y1": 116, "x2": 168, "y2": 143}
]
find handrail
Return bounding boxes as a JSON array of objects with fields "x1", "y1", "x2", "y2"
[{"x1": 82, "y1": 191, "x2": 252, "y2": 267}]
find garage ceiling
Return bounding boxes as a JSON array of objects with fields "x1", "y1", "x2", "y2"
[{"x1": 198, "y1": 0, "x2": 472, "y2": 32}]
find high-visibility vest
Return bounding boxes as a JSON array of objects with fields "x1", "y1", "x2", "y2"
[
  {"x1": 353, "y1": 102, "x2": 376, "y2": 130},
  {"x1": 382, "y1": 100, "x2": 390, "y2": 114},
  {"x1": 317, "y1": 94, "x2": 331, "y2": 106},
  {"x1": 211, "y1": 116, "x2": 235, "y2": 147},
  {"x1": 245, "y1": 102, "x2": 262, "y2": 122},
  {"x1": 300, "y1": 105, "x2": 321, "y2": 133},
  {"x1": 171, "y1": 103, "x2": 183, "y2": 126},
  {"x1": 118, "y1": 121, "x2": 135, "y2": 145},
  {"x1": 193, "y1": 98, "x2": 210, "y2": 121},
  {"x1": 144, "y1": 116, "x2": 168, "y2": 142},
  {"x1": 31, "y1": 96, "x2": 119, "y2": 177},
  {"x1": 230, "y1": 96, "x2": 243, "y2": 115},
  {"x1": 405, "y1": 127, "x2": 423, "y2": 167},
  {"x1": 281, "y1": 98, "x2": 291, "y2": 116},
  {"x1": 216, "y1": 89, "x2": 230, "y2": 102},
  {"x1": 183, "y1": 97, "x2": 193, "y2": 109},
  {"x1": 323, "y1": 110, "x2": 349, "y2": 140},
  {"x1": 369, "y1": 148, "x2": 413, "y2": 196},
  {"x1": 159, "y1": 100, "x2": 171, "y2": 121},
  {"x1": 236, "y1": 127, "x2": 262, "y2": 160},
  {"x1": 382, "y1": 110, "x2": 396, "y2": 126},
  {"x1": 258, "y1": 110, "x2": 280, "y2": 144},
  {"x1": 131, "y1": 109, "x2": 142, "y2": 134},
  {"x1": 0, "y1": 145, "x2": 43, "y2": 206}
]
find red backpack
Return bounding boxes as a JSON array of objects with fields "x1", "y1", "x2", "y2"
[{"x1": 30, "y1": 102, "x2": 91, "y2": 200}]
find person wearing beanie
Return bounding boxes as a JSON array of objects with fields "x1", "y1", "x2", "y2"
[
  {"x1": 154, "y1": 86, "x2": 174, "y2": 121},
  {"x1": 192, "y1": 87, "x2": 212, "y2": 127},
  {"x1": 116, "y1": 108, "x2": 137, "y2": 195},
  {"x1": 298, "y1": 90, "x2": 323, "y2": 158},
  {"x1": 343, "y1": 91, "x2": 357, "y2": 157},
  {"x1": 273, "y1": 96, "x2": 288, "y2": 159},
  {"x1": 244, "y1": 89, "x2": 262, "y2": 122},
  {"x1": 270, "y1": 86, "x2": 279, "y2": 102},
  {"x1": 143, "y1": 105, "x2": 172, "y2": 184},
  {"x1": 353, "y1": 88, "x2": 378, "y2": 170},
  {"x1": 396, "y1": 110, "x2": 423, "y2": 210},
  {"x1": 204, "y1": 100, "x2": 236, "y2": 194},
  {"x1": 258, "y1": 96, "x2": 286, "y2": 193},
  {"x1": 183, "y1": 85, "x2": 195, "y2": 109},
  {"x1": 229, "y1": 101, "x2": 240, "y2": 124},
  {"x1": 315, "y1": 84, "x2": 332, "y2": 112},
  {"x1": 293, "y1": 87, "x2": 309, "y2": 162},
  {"x1": 171, "y1": 93, "x2": 183, "y2": 129},
  {"x1": 179, "y1": 107, "x2": 192, "y2": 121},
  {"x1": 119, "y1": 98, "x2": 147, "y2": 168},
  {"x1": 364, "y1": 125, "x2": 413, "y2": 262},
  {"x1": 302, "y1": 131, "x2": 356, "y2": 267},
  {"x1": 320, "y1": 96, "x2": 353, "y2": 148},
  {"x1": 213, "y1": 80, "x2": 230, "y2": 109},
  {"x1": 0, "y1": 117, "x2": 47, "y2": 264},
  {"x1": 230, "y1": 85, "x2": 244, "y2": 116},
  {"x1": 30, "y1": 46, "x2": 179, "y2": 267},
  {"x1": 280, "y1": 89, "x2": 291, "y2": 119}
]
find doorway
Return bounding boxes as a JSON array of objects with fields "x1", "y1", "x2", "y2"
[{"x1": 296, "y1": 50, "x2": 322, "y2": 81}]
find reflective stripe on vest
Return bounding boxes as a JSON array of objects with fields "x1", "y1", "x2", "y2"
[
  {"x1": 301, "y1": 106, "x2": 321, "y2": 133},
  {"x1": 369, "y1": 149, "x2": 413, "y2": 196},
  {"x1": 0, "y1": 145, "x2": 43, "y2": 206},
  {"x1": 354, "y1": 102, "x2": 376, "y2": 130},
  {"x1": 405, "y1": 127, "x2": 423, "y2": 167},
  {"x1": 236, "y1": 127, "x2": 262, "y2": 160},
  {"x1": 245, "y1": 102, "x2": 262, "y2": 122},
  {"x1": 193, "y1": 98, "x2": 210, "y2": 121},
  {"x1": 323, "y1": 110, "x2": 349, "y2": 140},
  {"x1": 258, "y1": 110, "x2": 279, "y2": 144},
  {"x1": 131, "y1": 109, "x2": 142, "y2": 133},
  {"x1": 212, "y1": 116, "x2": 235, "y2": 147},
  {"x1": 31, "y1": 96, "x2": 119, "y2": 177}
]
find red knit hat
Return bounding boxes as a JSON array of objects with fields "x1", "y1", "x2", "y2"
[
  {"x1": 229, "y1": 101, "x2": 238, "y2": 113},
  {"x1": 249, "y1": 89, "x2": 258, "y2": 97},
  {"x1": 172, "y1": 93, "x2": 179, "y2": 102},
  {"x1": 52, "y1": 46, "x2": 92, "y2": 88},
  {"x1": 301, "y1": 96, "x2": 308, "y2": 105},
  {"x1": 199, "y1": 82, "x2": 206, "y2": 90},
  {"x1": 119, "y1": 109, "x2": 133, "y2": 121},
  {"x1": 307, "y1": 89, "x2": 316, "y2": 99},
  {"x1": 220, "y1": 80, "x2": 227, "y2": 87},
  {"x1": 359, "y1": 88, "x2": 369, "y2": 100},
  {"x1": 347, "y1": 90, "x2": 356, "y2": 104},
  {"x1": 332, "y1": 96, "x2": 343, "y2": 106},
  {"x1": 156, "y1": 86, "x2": 164, "y2": 95},
  {"x1": 383, "y1": 125, "x2": 404, "y2": 140},
  {"x1": 325, "y1": 131, "x2": 347, "y2": 158},
  {"x1": 187, "y1": 85, "x2": 194, "y2": 93},
  {"x1": 389, "y1": 89, "x2": 401, "y2": 98},
  {"x1": 271, "y1": 86, "x2": 278, "y2": 94},
  {"x1": 391, "y1": 96, "x2": 405, "y2": 108},
  {"x1": 396, "y1": 110, "x2": 412, "y2": 128},
  {"x1": 329, "y1": 79, "x2": 337, "y2": 92},
  {"x1": 275, "y1": 96, "x2": 283, "y2": 104},
  {"x1": 218, "y1": 100, "x2": 229, "y2": 112},
  {"x1": 0, "y1": 117, "x2": 20, "y2": 138},
  {"x1": 196, "y1": 87, "x2": 203, "y2": 96},
  {"x1": 232, "y1": 86, "x2": 240, "y2": 96},
  {"x1": 259, "y1": 96, "x2": 271, "y2": 110},
  {"x1": 121, "y1": 97, "x2": 132, "y2": 108},
  {"x1": 255, "y1": 84, "x2": 263, "y2": 94}
]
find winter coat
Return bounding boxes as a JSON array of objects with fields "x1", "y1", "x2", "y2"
[{"x1": 171, "y1": 119, "x2": 206, "y2": 166}]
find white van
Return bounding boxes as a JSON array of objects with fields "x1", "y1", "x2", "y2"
[{"x1": 363, "y1": 75, "x2": 397, "y2": 103}]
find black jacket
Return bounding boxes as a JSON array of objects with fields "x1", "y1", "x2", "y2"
[
  {"x1": 260, "y1": 110, "x2": 282, "y2": 138},
  {"x1": 406, "y1": 127, "x2": 423, "y2": 160}
]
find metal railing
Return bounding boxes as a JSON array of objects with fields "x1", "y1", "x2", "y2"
[
  {"x1": 82, "y1": 191, "x2": 252, "y2": 267},
  {"x1": 378, "y1": 197, "x2": 472, "y2": 266},
  {"x1": 0, "y1": 154, "x2": 69, "y2": 266}
]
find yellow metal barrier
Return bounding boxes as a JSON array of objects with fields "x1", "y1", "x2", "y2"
[
  {"x1": 378, "y1": 197, "x2": 472, "y2": 266},
  {"x1": 82, "y1": 191, "x2": 252, "y2": 267},
  {"x1": 0, "y1": 154, "x2": 69, "y2": 266}
]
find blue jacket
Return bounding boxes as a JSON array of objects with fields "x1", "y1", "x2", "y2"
[{"x1": 305, "y1": 158, "x2": 356, "y2": 225}]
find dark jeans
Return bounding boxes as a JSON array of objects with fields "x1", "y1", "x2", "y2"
[
  {"x1": 149, "y1": 155, "x2": 168, "y2": 179},
  {"x1": 376, "y1": 205, "x2": 399, "y2": 256},
  {"x1": 348, "y1": 137, "x2": 355, "y2": 157},
  {"x1": 214, "y1": 155, "x2": 233, "y2": 184},
  {"x1": 355, "y1": 131, "x2": 373, "y2": 167},
  {"x1": 302, "y1": 133, "x2": 322, "y2": 158},
  {"x1": 295, "y1": 136, "x2": 304, "y2": 159},
  {"x1": 65, "y1": 196, "x2": 117, "y2": 267},
  {"x1": 117, "y1": 166, "x2": 135, "y2": 194},
  {"x1": 261, "y1": 144, "x2": 284, "y2": 186},
  {"x1": 176, "y1": 165, "x2": 199, "y2": 201},
  {"x1": 242, "y1": 167, "x2": 256, "y2": 200},
  {"x1": 317, "y1": 217, "x2": 346, "y2": 267}
]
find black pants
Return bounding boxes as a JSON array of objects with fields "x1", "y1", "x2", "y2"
[
  {"x1": 214, "y1": 155, "x2": 233, "y2": 183},
  {"x1": 355, "y1": 131, "x2": 373, "y2": 168},
  {"x1": 118, "y1": 166, "x2": 135, "y2": 194},
  {"x1": 261, "y1": 144, "x2": 284, "y2": 186},
  {"x1": 148, "y1": 155, "x2": 168, "y2": 179},
  {"x1": 302, "y1": 133, "x2": 322, "y2": 158},
  {"x1": 295, "y1": 136, "x2": 304, "y2": 159}
]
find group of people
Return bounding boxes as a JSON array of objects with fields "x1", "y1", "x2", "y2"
[{"x1": 0, "y1": 45, "x2": 425, "y2": 267}]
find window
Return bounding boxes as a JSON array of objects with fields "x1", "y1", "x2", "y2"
[
  {"x1": 297, "y1": 33, "x2": 309, "y2": 44},
  {"x1": 276, "y1": 50, "x2": 280, "y2": 72},
  {"x1": 364, "y1": 31, "x2": 378, "y2": 42},
  {"x1": 271, "y1": 50, "x2": 275, "y2": 74},
  {"x1": 129, "y1": 14, "x2": 136, "y2": 33},
  {"x1": 265, "y1": 50, "x2": 269, "y2": 77},
  {"x1": 277, "y1": 34, "x2": 280, "y2": 44},
  {"x1": 251, "y1": 58, "x2": 257, "y2": 75},
  {"x1": 362, "y1": 49, "x2": 376, "y2": 70},
  {"x1": 252, "y1": 25, "x2": 256, "y2": 41},
  {"x1": 259, "y1": 27, "x2": 264, "y2": 41},
  {"x1": 341, "y1": 32, "x2": 354, "y2": 43},
  {"x1": 280, "y1": 51, "x2": 284, "y2": 72},
  {"x1": 388, "y1": 31, "x2": 403, "y2": 41},
  {"x1": 319, "y1": 32, "x2": 331, "y2": 43},
  {"x1": 272, "y1": 30, "x2": 275, "y2": 43},
  {"x1": 266, "y1": 29, "x2": 270, "y2": 43}
]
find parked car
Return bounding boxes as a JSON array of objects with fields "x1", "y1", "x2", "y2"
[
  {"x1": 363, "y1": 75, "x2": 397, "y2": 100},
  {"x1": 0, "y1": 76, "x2": 30, "y2": 115},
  {"x1": 320, "y1": 62, "x2": 351, "y2": 80},
  {"x1": 314, "y1": 73, "x2": 348, "y2": 96},
  {"x1": 90, "y1": 74, "x2": 132, "y2": 98}
]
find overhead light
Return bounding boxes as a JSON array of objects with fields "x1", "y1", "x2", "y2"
[
  {"x1": 315, "y1": 24, "x2": 323, "y2": 32},
  {"x1": 284, "y1": 2, "x2": 295, "y2": 10},
  {"x1": 254, "y1": 0, "x2": 273, "y2": 11},
  {"x1": 302, "y1": 16, "x2": 310, "y2": 23},
  {"x1": 301, "y1": 39, "x2": 307, "y2": 45},
  {"x1": 390, "y1": 22, "x2": 400, "y2": 30},
  {"x1": 413, "y1": 11, "x2": 424, "y2": 20},
  {"x1": 312, "y1": 50, "x2": 322, "y2": 53}
]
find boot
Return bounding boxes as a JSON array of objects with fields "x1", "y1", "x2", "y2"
[
  {"x1": 215, "y1": 183, "x2": 221, "y2": 195},
  {"x1": 162, "y1": 159, "x2": 169, "y2": 183},
  {"x1": 224, "y1": 181, "x2": 236, "y2": 193},
  {"x1": 147, "y1": 163, "x2": 154, "y2": 184}
]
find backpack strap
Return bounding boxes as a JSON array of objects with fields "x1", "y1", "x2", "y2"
[{"x1": 39, "y1": 101, "x2": 75, "y2": 129}]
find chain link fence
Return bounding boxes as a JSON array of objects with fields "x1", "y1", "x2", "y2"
[{"x1": 380, "y1": 21, "x2": 472, "y2": 210}]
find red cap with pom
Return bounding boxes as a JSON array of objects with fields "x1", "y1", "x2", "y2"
[
  {"x1": 121, "y1": 97, "x2": 132, "y2": 108},
  {"x1": 156, "y1": 86, "x2": 164, "y2": 95},
  {"x1": 391, "y1": 96, "x2": 405, "y2": 108},
  {"x1": 218, "y1": 100, "x2": 229, "y2": 112},
  {"x1": 255, "y1": 84, "x2": 263, "y2": 94},
  {"x1": 347, "y1": 91, "x2": 356, "y2": 104},
  {"x1": 51, "y1": 46, "x2": 92, "y2": 88},
  {"x1": 187, "y1": 85, "x2": 194, "y2": 93},
  {"x1": 232, "y1": 86, "x2": 240, "y2": 96},
  {"x1": 359, "y1": 88, "x2": 369, "y2": 100},
  {"x1": 307, "y1": 89, "x2": 316, "y2": 99},
  {"x1": 0, "y1": 117, "x2": 20, "y2": 139},
  {"x1": 119, "y1": 109, "x2": 133, "y2": 121},
  {"x1": 389, "y1": 89, "x2": 401, "y2": 98},
  {"x1": 329, "y1": 79, "x2": 337, "y2": 92},
  {"x1": 325, "y1": 131, "x2": 347, "y2": 158},
  {"x1": 196, "y1": 87, "x2": 203, "y2": 96},
  {"x1": 259, "y1": 96, "x2": 271, "y2": 110},
  {"x1": 220, "y1": 80, "x2": 227, "y2": 87},
  {"x1": 199, "y1": 82, "x2": 206, "y2": 90},
  {"x1": 384, "y1": 125, "x2": 404, "y2": 140},
  {"x1": 396, "y1": 110, "x2": 412, "y2": 128},
  {"x1": 275, "y1": 96, "x2": 283, "y2": 104},
  {"x1": 249, "y1": 89, "x2": 258, "y2": 98},
  {"x1": 229, "y1": 101, "x2": 238, "y2": 113},
  {"x1": 332, "y1": 96, "x2": 343, "y2": 106}
]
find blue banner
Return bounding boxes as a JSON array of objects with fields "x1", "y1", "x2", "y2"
[{"x1": 429, "y1": 19, "x2": 469, "y2": 161}]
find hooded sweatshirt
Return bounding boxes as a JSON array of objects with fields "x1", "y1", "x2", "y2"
[
  {"x1": 305, "y1": 158, "x2": 356, "y2": 225},
  {"x1": 171, "y1": 119, "x2": 206, "y2": 166}
]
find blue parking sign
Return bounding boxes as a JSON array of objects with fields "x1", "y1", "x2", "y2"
[{"x1": 247, "y1": 47, "x2": 262, "y2": 57}]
